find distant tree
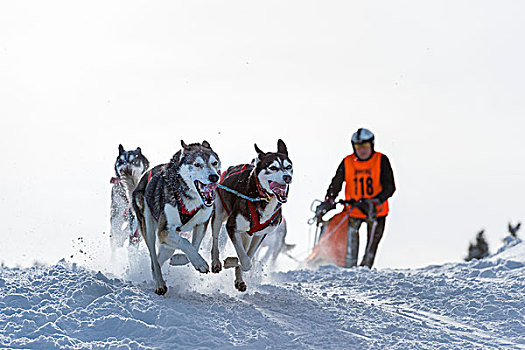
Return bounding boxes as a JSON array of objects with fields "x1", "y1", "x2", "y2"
[
  {"x1": 465, "y1": 230, "x2": 490, "y2": 261},
  {"x1": 508, "y1": 222, "x2": 521, "y2": 238}
]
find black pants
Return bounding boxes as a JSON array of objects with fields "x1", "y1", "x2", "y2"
[{"x1": 345, "y1": 216, "x2": 386, "y2": 268}]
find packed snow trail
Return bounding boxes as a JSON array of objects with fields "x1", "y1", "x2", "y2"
[{"x1": 1, "y1": 240, "x2": 524, "y2": 349}]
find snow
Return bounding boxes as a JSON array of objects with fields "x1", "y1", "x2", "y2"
[{"x1": 1, "y1": 238, "x2": 525, "y2": 349}]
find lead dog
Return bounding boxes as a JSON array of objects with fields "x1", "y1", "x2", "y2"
[
  {"x1": 211, "y1": 139, "x2": 292, "y2": 291},
  {"x1": 130, "y1": 141, "x2": 220, "y2": 295},
  {"x1": 110, "y1": 144, "x2": 149, "y2": 250}
]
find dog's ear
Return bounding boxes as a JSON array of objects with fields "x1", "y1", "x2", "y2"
[
  {"x1": 181, "y1": 140, "x2": 189, "y2": 149},
  {"x1": 277, "y1": 139, "x2": 288, "y2": 156},
  {"x1": 136, "y1": 147, "x2": 142, "y2": 153},
  {"x1": 170, "y1": 150, "x2": 182, "y2": 165},
  {"x1": 202, "y1": 140, "x2": 211, "y2": 149},
  {"x1": 254, "y1": 143, "x2": 265, "y2": 156},
  {"x1": 253, "y1": 144, "x2": 265, "y2": 164},
  {"x1": 119, "y1": 144, "x2": 125, "y2": 154}
]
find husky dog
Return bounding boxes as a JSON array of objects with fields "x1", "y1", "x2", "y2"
[
  {"x1": 211, "y1": 139, "x2": 292, "y2": 292},
  {"x1": 257, "y1": 218, "x2": 295, "y2": 268},
  {"x1": 131, "y1": 141, "x2": 220, "y2": 295},
  {"x1": 110, "y1": 144, "x2": 149, "y2": 249}
]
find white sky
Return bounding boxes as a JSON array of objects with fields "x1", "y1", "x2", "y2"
[{"x1": 1, "y1": 1, "x2": 525, "y2": 269}]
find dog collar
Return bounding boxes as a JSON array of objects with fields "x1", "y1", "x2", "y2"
[{"x1": 110, "y1": 177, "x2": 121, "y2": 184}]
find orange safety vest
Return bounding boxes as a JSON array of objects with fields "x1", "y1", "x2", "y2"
[{"x1": 344, "y1": 152, "x2": 389, "y2": 218}]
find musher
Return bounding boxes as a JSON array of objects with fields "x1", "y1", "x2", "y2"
[{"x1": 316, "y1": 128, "x2": 396, "y2": 268}]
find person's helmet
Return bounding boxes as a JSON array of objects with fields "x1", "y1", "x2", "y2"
[{"x1": 351, "y1": 128, "x2": 375, "y2": 145}]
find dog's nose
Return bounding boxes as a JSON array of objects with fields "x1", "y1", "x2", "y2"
[
  {"x1": 283, "y1": 175, "x2": 292, "y2": 184},
  {"x1": 209, "y1": 174, "x2": 219, "y2": 183}
]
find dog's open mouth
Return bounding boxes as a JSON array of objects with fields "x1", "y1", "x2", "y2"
[
  {"x1": 269, "y1": 181, "x2": 289, "y2": 203},
  {"x1": 195, "y1": 181, "x2": 218, "y2": 207}
]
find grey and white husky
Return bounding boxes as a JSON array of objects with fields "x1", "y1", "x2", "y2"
[
  {"x1": 256, "y1": 217, "x2": 295, "y2": 268},
  {"x1": 110, "y1": 144, "x2": 149, "y2": 250},
  {"x1": 130, "y1": 141, "x2": 220, "y2": 295},
  {"x1": 211, "y1": 139, "x2": 292, "y2": 292}
]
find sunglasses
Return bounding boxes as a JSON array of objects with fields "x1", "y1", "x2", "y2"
[{"x1": 354, "y1": 142, "x2": 371, "y2": 149}]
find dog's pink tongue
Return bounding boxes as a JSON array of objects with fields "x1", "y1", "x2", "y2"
[
  {"x1": 203, "y1": 183, "x2": 218, "y2": 201},
  {"x1": 269, "y1": 181, "x2": 288, "y2": 195},
  {"x1": 206, "y1": 183, "x2": 219, "y2": 191}
]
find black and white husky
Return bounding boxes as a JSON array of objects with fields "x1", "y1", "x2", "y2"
[
  {"x1": 110, "y1": 144, "x2": 150, "y2": 250},
  {"x1": 211, "y1": 139, "x2": 292, "y2": 292},
  {"x1": 131, "y1": 141, "x2": 220, "y2": 295}
]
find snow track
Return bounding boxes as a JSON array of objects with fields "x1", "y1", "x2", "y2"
[{"x1": 1, "y1": 240, "x2": 524, "y2": 349}]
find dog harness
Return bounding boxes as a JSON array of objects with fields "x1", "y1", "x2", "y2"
[
  {"x1": 110, "y1": 177, "x2": 121, "y2": 184},
  {"x1": 245, "y1": 201, "x2": 281, "y2": 235},
  {"x1": 145, "y1": 169, "x2": 203, "y2": 228},
  {"x1": 218, "y1": 165, "x2": 281, "y2": 235},
  {"x1": 172, "y1": 189, "x2": 203, "y2": 228}
]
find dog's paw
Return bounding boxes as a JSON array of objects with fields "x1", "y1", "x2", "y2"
[
  {"x1": 155, "y1": 285, "x2": 168, "y2": 296},
  {"x1": 193, "y1": 258, "x2": 210, "y2": 274},
  {"x1": 169, "y1": 254, "x2": 190, "y2": 266},
  {"x1": 187, "y1": 253, "x2": 210, "y2": 273},
  {"x1": 211, "y1": 260, "x2": 222, "y2": 273},
  {"x1": 196, "y1": 264, "x2": 210, "y2": 274},
  {"x1": 234, "y1": 280, "x2": 247, "y2": 292},
  {"x1": 223, "y1": 257, "x2": 239, "y2": 269}
]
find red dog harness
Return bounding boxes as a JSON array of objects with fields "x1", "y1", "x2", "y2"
[
  {"x1": 110, "y1": 177, "x2": 122, "y2": 184},
  {"x1": 245, "y1": 201, "x2": 281, "y2": 235},
  {"x1": 218, "y1": 165, "x2": 281, "y2": 235},
  {"x1": 146, "y1": 169, "x2": 202, "y2": 228}
]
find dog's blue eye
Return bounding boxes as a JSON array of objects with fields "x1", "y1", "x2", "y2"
[{"x1": 285, "y1": 166, "x2": 292, "y2": 170}]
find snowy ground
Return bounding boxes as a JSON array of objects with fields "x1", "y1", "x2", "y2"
[{"x1": 1, "y1": 237, "x2": 524, "y2": 349}]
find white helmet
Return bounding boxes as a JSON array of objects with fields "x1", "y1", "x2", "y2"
[{"x1": 351, "y1": 128, "x2": 375, "y2": 145}]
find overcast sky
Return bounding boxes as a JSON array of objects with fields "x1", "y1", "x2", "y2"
[{"x1": 1, "y1": 1, "x2": 525, "y2": 269}]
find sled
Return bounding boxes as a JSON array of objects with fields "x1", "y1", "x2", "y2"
[
  {"x1": 306, "y1": 199, "x2": 378, "y2": 268},
  {"x1": 306, "y1": 209, "x2": 354, "y2": 267}
]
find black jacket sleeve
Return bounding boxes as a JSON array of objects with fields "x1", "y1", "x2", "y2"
[
  {"x1": 325, "y1": 159, "x2": 345, "y2": 200},
  {"x1": 375, "y1": 154, "x2": 396, "y2": 204}
]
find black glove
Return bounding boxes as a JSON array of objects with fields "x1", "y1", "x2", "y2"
[{"x1": 315, "y1": 199, "x2": 336, "y2": 219}]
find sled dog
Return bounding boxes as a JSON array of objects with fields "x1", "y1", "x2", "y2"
[
  {"x1": 131, "y1": 141, "x2": 220, "y2": 295},
  {"x1": 211, "y1": 139, "x2": 292, "y2": 291},
  {"x1": 110, "y1": 144, "x2": 149, "y2": 249},
  {"x1": 257, "y1": 217, "x2": 295, "y2": 268}
]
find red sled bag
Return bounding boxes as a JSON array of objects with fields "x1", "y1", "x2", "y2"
[{"x1": 306, "y1": 210, "x2": 353, "y2": 267}]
